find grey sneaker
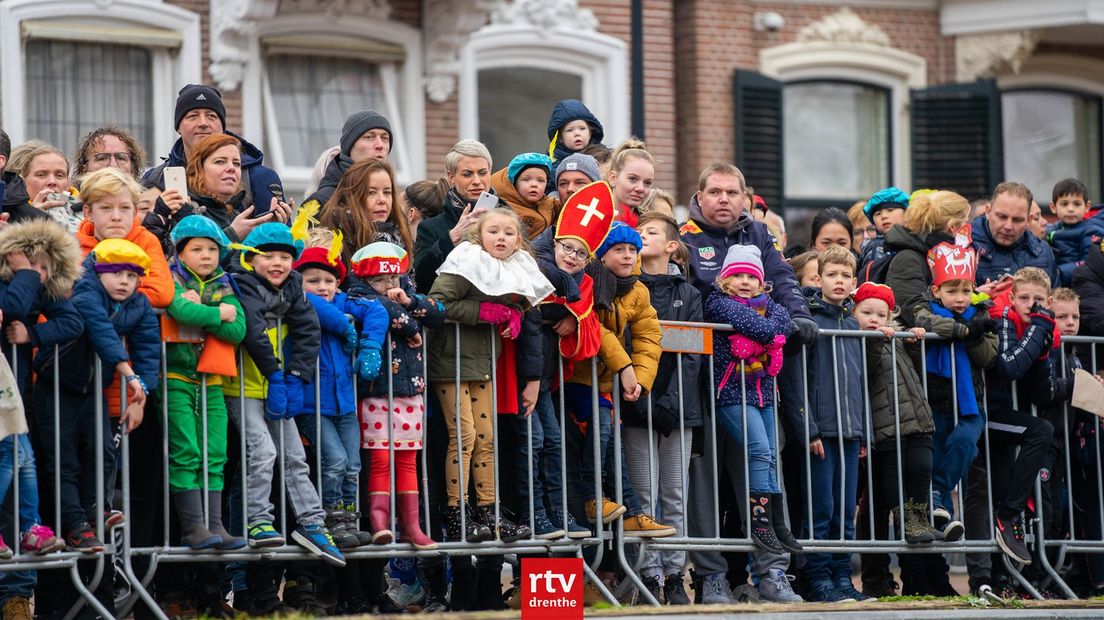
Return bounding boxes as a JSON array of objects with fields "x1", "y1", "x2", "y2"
[
  {"x1": 758, "y1": 568, "x2": 804, "y2": 603},
  {"x1": 699, "y1": 573, "x2": 736, "y2": 604}
]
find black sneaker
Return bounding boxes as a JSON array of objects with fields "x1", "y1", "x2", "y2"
[
  {"x1": 994, "y1": 512, "x2": 1032, "y2": 564},
  {"x1": 639, "y1": 575, "x2": 663, "y2": 605},
  {"x1": 749, "y1": 495, "x2": 784, "y2": 555},
  {"x1": 444, "y1": 505, "x2": 491, "y2": 542},
  {"x1": 475, "y1": 505, "x2": 532, "y2": 543},
  {"x1": 663, "y1": 573, "x2": 691, "y2": 605},
  {"x1": 66, "y1": 522, "x2": 105, "y2": 553}
]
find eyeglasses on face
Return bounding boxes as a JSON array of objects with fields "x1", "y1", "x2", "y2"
[
  {"x1": 92, "y1": 152, "x2": 132, "y2": 164},
  {"x1": 555, "y1": 239, "x2": 591, "y2": 261}
]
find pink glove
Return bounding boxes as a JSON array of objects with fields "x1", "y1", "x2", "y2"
[
  {"x1": 728, "y1": 334, "x2": 764, "y2": 361},
  {"x1": 502, "y1": 308, "x2": 522, "y2": 340},
  {"x1": 764, "y1": 335, "x2": 786, "y2": 377},
  {"x1": 478, "y1": 302, "x2": 512, "y2": 324}
]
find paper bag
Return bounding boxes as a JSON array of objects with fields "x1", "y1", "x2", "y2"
[
  {"x1": 1072, "y1": 368, "x2": 1104, "y2": 418},
  {"x1": 0, "y1": 355, "x2": 28, "y2": 441}
]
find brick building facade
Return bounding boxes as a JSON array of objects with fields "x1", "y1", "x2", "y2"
[{"x1": 2, "y1": 0, "x2": 1103, "y2": 240}]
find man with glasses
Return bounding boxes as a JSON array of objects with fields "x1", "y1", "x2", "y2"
[{"x1": 73, "y1": 127, "x2": 147, "y2": 181}]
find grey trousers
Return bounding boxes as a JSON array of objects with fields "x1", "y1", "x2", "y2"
[
  {"x1": 227, "y1": 397, "x2": 325, "y2": 528},
  {"x1": 687, "y1": 413, "x2": 789, "y2": 580},
  {"x1": 624, "y1": 426, "x2": 693, "y2": 578}
]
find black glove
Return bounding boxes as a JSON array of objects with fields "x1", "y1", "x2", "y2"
[
  {"x1": 791, "y1": 317, "x2": 819, "y2": 345},
  {"x1": 964, "y1": 316, "x2": 995, "y2": 340},
  {"x1": 1029, "y1": 302, "x2": 1056, "y2": 327}
]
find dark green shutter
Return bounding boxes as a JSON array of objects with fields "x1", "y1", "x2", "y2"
[
  {"x1": 734, "y1": 70, "x2": 784, "y2": 212},
  {"x1": 911, "y1": 80, "x2": 1003, "y2": 201}
]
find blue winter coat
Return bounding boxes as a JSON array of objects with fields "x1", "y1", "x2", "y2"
[
  {"x1": 61, "y1": 263, "x2": 160, "y2": 394},
  {"x1": 546, "y1": 99, "x2": 604, "y2": 163},
  {"x1": 805, "y1": 292, "x2": 864, "y2": 441},
  {"x1": 705, "y1": 289, "x2": 790, "y2": 408},
  {"x1": 1046, "y1": 213, "x2": 1104, "y2": 286},
  {"x1": 142, "y1": 132, "x2": 284, "y2": 216},
  {"x1": 347, "y1": 278, "x2": 446, "y2": 398},
  {"x1": 972, "y1": 215, "x2": 1059, "y2": 286},
  {"x1": 858, "y1": 233, "x2": 890, "y2": 273},
  {"x1": 292, "y1": 292, "x2": 388, "y2": 417},
  {"x1": 0, "y1": 270, "x2": 83, "y2": 393},
  {"x1": 680, "y1": 195, "x2": 811, "y2": 322}
]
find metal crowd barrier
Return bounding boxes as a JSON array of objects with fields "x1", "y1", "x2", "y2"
[{"x1": 4, "y1": 323, "x2": 1104, "y2": 617}]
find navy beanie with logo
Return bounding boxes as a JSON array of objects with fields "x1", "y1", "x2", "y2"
[{"x1": 174, "y1": 84, "x2": 226, "y2": 130}]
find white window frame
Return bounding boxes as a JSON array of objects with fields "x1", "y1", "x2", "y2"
[
  {"x1": 458, "y1": 23, "x2": 629, "y2": 154},
  {"x1": 761, "y1": 41, "x2": 926, "y2": 193},
  {"x1": 0, "y1": 0, "x2": 201, "y2": 159},
  {"x1": 238, "y1": 13, "x2": 425, "y2": 193}
]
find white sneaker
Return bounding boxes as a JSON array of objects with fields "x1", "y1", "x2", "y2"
[{"x1": 386, "y1": 576, "x2": 425, "y2": 609}]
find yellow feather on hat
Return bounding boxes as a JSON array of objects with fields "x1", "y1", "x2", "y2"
[
  {"x1": 290, "y1": 199, "x2": 320, "y2": 245},
  {"x1": 328, "y1": 229, "x2": 343, "y2": 267}
]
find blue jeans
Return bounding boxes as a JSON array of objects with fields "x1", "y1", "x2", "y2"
[
  {"x1": 716, "y1": 403, "x2": 779, "y2": 494},
  {"x1": 566, "y1": 406, "x2": 643, "y2": 516},
  {"x1": 0, "y1": 434, "x2": 40, "y2": 602},
  {"x1": 295, "y1": 413, "x2": 361, "y2": 507},
  {"x1": 805, "y1": 438, "x2": 859, "y2": 584},
  {"x1": 931, "y1": 409, "x2": 984, "y2": 517},
  {"x1": 513, "y1": 391, "x2": 564, "y2": 518}
]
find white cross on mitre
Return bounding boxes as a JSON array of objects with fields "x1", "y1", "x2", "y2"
[{"x1": 577, "y1": 197, "x2": 606, "y2": 226}]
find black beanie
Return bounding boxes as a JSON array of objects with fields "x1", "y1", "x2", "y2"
[
  {"x1": 174, "y1": 84, "x2": 226, "y2": 130},
  {"x1": 340, "y1": 110, "x2": 392, "y2": 156}
]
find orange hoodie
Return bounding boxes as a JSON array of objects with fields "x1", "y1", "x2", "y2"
[{"x1": 77, "y1": 218, "x2": 174, "y2": 309}]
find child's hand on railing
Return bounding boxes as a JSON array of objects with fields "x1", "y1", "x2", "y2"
[
  {"x1": 553, "y1": 316, "x2": 577, "y2": 337},
  {"x1": 406, "y1": 332, "x2": 423, "y2": 349},
  {"x1": 521, "y1": 380, "x2": 539, "y2": 416},
  {"x1": 5, "y1": 321, "x2": 29, "y2": 345},
  {"x1": 620, "y1": 366, "x2": 641, "y2": 402},
  {"x1": 878, "y1": 326, "x2": 895, "y2": 339},
  {"x1": 906, "y1": 327, "x2": 926, "y2": 343}
]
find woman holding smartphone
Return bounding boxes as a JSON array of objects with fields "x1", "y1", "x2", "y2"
[
  {"x1": 143, "y1": 133, "x2": 291, "y2": 254},
  {"x1": 15, "y1": 143, "x2": 82, "y2": 232}
]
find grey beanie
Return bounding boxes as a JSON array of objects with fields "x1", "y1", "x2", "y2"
[
  {"x1": 340, "y1": 110, "x2": 392, "y2": 156},
  {"x1": 554, "y1": 153, "x2": 602, "y2": 185}
]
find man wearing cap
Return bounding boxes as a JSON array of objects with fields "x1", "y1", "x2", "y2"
[
  {"x1": 679, "y1": 162, "x2": 814, "y2": 605},
  {"x1": 553, "y1": 153, "x2": 603, "y2": 203},
  {"x1": 303, "y1": 110, "x2": 393, "y2": 209},
  {"x1": 142, "y1": 84, "x2": 285, "y2": 216}
]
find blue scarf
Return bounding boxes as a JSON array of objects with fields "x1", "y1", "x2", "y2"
[{"x1": 925, "y1": 302, "x2": 979, "y2": 416}]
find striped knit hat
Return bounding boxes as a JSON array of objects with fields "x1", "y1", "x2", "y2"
[{"x1": 719, "y1": 244, "x2": 764, "y2": 282}]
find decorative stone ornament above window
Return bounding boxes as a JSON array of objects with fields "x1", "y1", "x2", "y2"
[
  {"x1": 425, "y1": 0, "x2": 599, "y2": 103},
  {"x1": 209, "y1": 0, "x2": 393, "y2": 92},
  {"x1": 795, "y1": 7, "x2": 890, "y2": 47},
  {"x1": 955, "y1": 31, "x2": 1039, "y2": 83}
]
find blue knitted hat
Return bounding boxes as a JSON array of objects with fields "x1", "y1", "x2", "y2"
[
  {"x1": 863, "y1": 186, "x2": 910, "y2": 218},
  {"x1": 241, "y1": 222, "x2": 303, "y2": 261},
  {"x1": 596, "y1": 221, "x2": 642, "y2": 259},
  {"x1": 507, "y1": 152, "x2": 553, "y2": 185},
  {"x1": 171, "y1": 215, "x2": 233, "y2": 259}
]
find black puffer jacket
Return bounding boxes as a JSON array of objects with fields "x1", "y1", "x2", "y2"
[
  {"x1": 303, "y1": 153, "x2": 352, "y2": 208},
  {"x1": 864, "y1": 324, "x2": 934, "y2": 444},
  {"x1": 621, "y1": 265, "x2": 704, "y2": 434},
  {"x1": 0, "y1": 172, "x2": 49, "y2": 224}
]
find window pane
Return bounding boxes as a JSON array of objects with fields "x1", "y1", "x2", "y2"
[
  {"x1": 477, "y1": 68, "x2": 582, "y2": 166},
  {"x1": 25, "y1": 40, "x2": 153, "y2": 166},
  {"x1": 1003, "y1": 91, "x2": 1102, "y2": 203},
  {"x1": 783, "y1": 82, "x2": 889, "y2": 200},
  {"x1": 266, "y1": 54, "x2": 389, "y2": 168}
]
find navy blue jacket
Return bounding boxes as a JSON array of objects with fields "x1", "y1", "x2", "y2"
[
  {"x1": 61, "y1": 264, "x2": 160, "y2": 393},
  {"x1": 705, "y1": 288, "x2": 790, "y2": 409},
  {"x1": 1072, "y1": 242, "x2": 1104, "y2": 363},
  {"x1": 680, "y1": 196, "x2": 810, "y2": 322},
  {"x1": 972, "y1": 215, "x2": 1059, "y2": 285},
  {"x1": 142, "y1": 132, "x2": 283, "y2": 215},
  {"x1": 988, "y1": 306, "x2": 1058, "y2": 414},
  {"x1": 0, "y1": 270, "x2": 83, "y2": 392},
  {"x1": 347, "y1": 278, "x2": 446, "y2": 398},
  {"x1": 546, "y1": 99, "x2": 604, "y2": 163},
  {"x1": 292, "y1": 291, "x2": 388, "y2": 417},
  {"x1": 1046, "y1": 213, "x2": 1104, "y2": 286},
  {"x1": 858, "y1": 233, "x2": 890, "y2": 273},
  {"x1": 0, "y1": 172, "x2": 49, "y2": 225},
  {"x1": 803, "y1": 292, "x2": 864, "y2": 441}
]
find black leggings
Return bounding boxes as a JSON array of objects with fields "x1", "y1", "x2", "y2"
[{"x1": 875, "y1": 434, "x2": 933, "y2": 509}]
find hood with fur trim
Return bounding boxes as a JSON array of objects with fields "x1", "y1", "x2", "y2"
[{"x1": 0, "y1": 219, "x2": 82, "y2": 300}]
